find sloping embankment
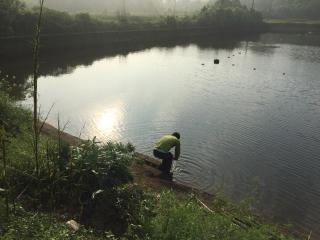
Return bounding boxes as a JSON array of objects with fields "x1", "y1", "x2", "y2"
[
  {"x1": 40, "y1": 122, "x2": 205, "y2": 195},
  {"x1": 40, "y1": 122, "x2": 304, "y2": 238}
]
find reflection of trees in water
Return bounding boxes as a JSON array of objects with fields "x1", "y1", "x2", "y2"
[
  {"x1": 1, "y1": 33, "x2": 317, "y2": 100},
  {"x1": 269, "y1": 170, "x2": 313, "y2": 235},
  {"x1": 50, "y1": 66, "x2": 76, "y2": 77},
  {"x1": 249, "y1": 44, "x2": 279, "y2": 55},
  {"x1": 0, "y1": 34, "x2": 258, "y2": 99},
  {"x1": 289, "y1": 46, "x2": 320, "y2": 64}
]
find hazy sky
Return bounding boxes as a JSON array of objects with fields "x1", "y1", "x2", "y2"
[{"x1": 22, "y1": 0, "x2": 212, "y2": 15}]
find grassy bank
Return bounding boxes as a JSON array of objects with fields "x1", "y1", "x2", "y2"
[{"x1": 0, "y1": 70, "x2": 301, "y2": 239}]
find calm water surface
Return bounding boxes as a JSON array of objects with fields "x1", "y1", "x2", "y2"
[{"x1": 18, "y1": 34, "x2": 320, "y2": 235}]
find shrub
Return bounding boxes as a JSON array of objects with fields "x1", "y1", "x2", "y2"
[
  {"x1": 5, "y1": 138, "x2": 136, "y2": 207},
  {"x1": 83, "y1": 184, "x2": 155, "y2": 236}
]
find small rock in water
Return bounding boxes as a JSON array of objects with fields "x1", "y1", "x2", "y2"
[
  {"x1": 201, "y1": 63, "x2": 205, "y2": 66},
  {"x1": 283, "y1": 73, "x2": 286, "y2": 75},
  {"x1": 253, "y1": 68, "x2": 256, "y2": 70},
  {"x1": 66, "y1": 220, "x2": 80, "y2": 232},
  {"x1": 232, "y1": 64, "x2": 235, "y2": 66},
  {"x1": 214, "y1": 59, "x2": 220, "y2": 64},
  {"x1": 228, "y1": 56, "x2": 230, "y2": 58}
]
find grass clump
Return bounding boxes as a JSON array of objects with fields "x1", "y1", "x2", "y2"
[{"x1": 144, "y1": 191, "x2": 295, "y2": 240}]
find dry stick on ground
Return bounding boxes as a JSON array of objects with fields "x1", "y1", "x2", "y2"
[
  {"x1": 196, "y1": 196, "x2": 215, "y2": 214},
  {"x1": 32, "y1": 0, "x2": 45, "y2": 177},
  {"x1": 195, "y1": 196, "x2": 281, "y2": 239}
]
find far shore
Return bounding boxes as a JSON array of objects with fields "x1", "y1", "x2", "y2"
[{"x1": 0, "y1": 22, "x2": 318, "y2": 57}]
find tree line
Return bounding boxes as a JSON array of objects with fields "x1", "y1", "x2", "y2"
[
  {"x1": 0, "y1": 0, "x2": 264, "y2": 37},
  {"x1": 241, "y1": 0, "x2": 320, "y2": 19}
]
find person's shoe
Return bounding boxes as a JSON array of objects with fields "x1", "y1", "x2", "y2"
[
  {"x1": 159, "y1": 172, "x2": 173, "y2": 181},
  {"x1": 158, "y1": 164, "x2": 164, "y2": 171}
]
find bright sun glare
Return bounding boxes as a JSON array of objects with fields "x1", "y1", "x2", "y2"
[{"x1": 96, "y1": 106, "x2": 123, "y2": 139}]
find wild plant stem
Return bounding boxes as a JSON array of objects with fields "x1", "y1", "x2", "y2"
[
  {"x1": 2, "y1": 139, "x2": 9, "y2": 218},
  {"x1": 58, "y1": 116, "x2": 61, "y2": 164},
  {"x1": 32, "y1": 0, "x2": 45, "y2": 177}
]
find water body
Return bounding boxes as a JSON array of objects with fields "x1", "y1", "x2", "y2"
[{"x1": 2, "y1": 33, "x2": 320, "y2": 235}]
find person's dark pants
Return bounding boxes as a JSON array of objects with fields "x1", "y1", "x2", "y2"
[{"x1": 153, "y1": 149, "x2": 173, "y2": 175}]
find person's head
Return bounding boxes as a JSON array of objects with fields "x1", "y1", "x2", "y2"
[{"x1": 172, "y1": 132, "x2": 180, "y2": 139}]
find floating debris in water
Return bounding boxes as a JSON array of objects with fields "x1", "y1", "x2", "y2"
[
  {"x1": 228, "y1": 56, "x2": 230, "y2": 58},
  {"x1": 283, "y1": 73, "x2": 286, "y2": 75},
  {"x1": 232, "y1": 64, "x2": 235, "y2": 66},
  {"x1": 201, "y1": 63, "x2": 205, "y2": 66},
  {"x1": 214, "y1": 59, "x2": 220, "y2": 64}
]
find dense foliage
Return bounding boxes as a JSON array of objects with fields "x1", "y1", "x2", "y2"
[{"x1": 0, "y1": 0, "x2": 25, "y2": 34}]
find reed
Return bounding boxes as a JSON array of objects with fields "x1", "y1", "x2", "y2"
[{"x1": 32, "y1": 0, "x2": 45, "y2": 177}]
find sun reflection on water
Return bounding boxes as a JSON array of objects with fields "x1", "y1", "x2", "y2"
[{"x1": 92, "y1": 103, "x2": 124, "y2": 141}]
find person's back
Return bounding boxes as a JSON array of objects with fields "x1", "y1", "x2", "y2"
[
  {"x1": 155, "y1": 135, "x2": 180, "y2": 159},
  {"x1": 153, "y1": 132, "x2": 181, "y2": 180}
]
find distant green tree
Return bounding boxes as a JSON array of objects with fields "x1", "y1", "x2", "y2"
[
  {"x1": 0, "y1": 0, "x2": 25, "y2": 35},
  {"x1": 198, "y1": 0, "x2": 263, "y2": 31}
]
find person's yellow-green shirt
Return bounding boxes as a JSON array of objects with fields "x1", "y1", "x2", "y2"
[{"x1": 154, "y1": 135, "x2": 180, "y2": 159}]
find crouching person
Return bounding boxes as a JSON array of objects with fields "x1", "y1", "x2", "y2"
[{"x1": 153, "y1": 132, "x2": 180, "y2": 180}]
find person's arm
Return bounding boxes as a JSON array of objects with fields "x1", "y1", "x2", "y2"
[{"x1": 174, "y1": 140, "x2": 180, "y2": 160}]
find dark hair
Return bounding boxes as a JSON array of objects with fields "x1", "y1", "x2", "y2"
[{"x1": 172, "y1": 132, "x2": 180, "y2": 139}]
